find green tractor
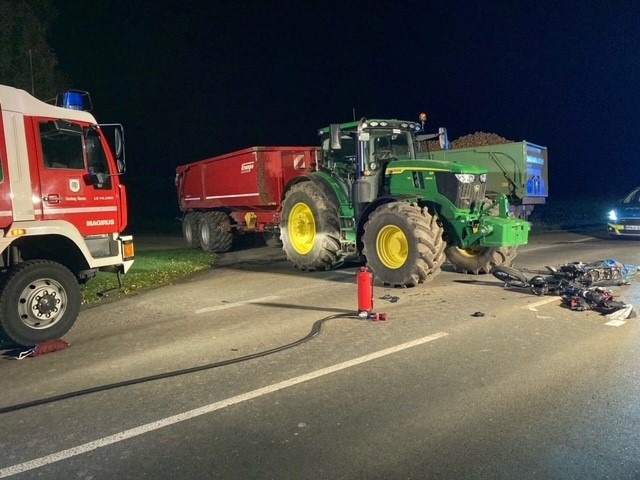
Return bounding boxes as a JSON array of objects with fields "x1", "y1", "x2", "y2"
[{"x1": 279, "y1": 119, "x2": 529, "y2": 286}]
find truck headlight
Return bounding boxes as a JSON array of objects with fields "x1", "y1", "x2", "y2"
[
  {"x1": 479, "y1": 174, "x2": 487, "y2": 183},
  {"x1": 455, "y1": 174, "x2": 475, "y2": 183},
  {"x1": 608, "y1": 209, "x2": 618, "y2": 222}
]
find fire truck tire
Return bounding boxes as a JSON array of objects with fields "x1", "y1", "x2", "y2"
[
  {"x1": 199, "y1": 211, "x2": 233, "y2": 253},
  {"x1": 362, "y1": 202, "x2": 446, "y2": 287},
  {"x1": 182, "y1": 212, "x2": 202, "y2": 249},
  {"x1": 445, "y1": 245, "x2": 517, "y2": 275},
  {"x1": 280, "y1": 182, "x2": 341, "y2": 271},
  {"x1": 0, "y1": 260, "x2": 81, "y2": 346}
]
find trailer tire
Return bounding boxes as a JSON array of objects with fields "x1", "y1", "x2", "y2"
[
  {"x1": 362, "y1": 202, "x2": 446, "y2": 287},
  {"x1": 280, "y1": 182, "x2": 341, "y2": 271},
  {"x1": 445, "y1": 245, "x2": 517, "y2": 275},
  {"x1": 199, "y1": 211, "x2": 233, "y2": 253},
  {"x1": 182, "y1": 212, "x2": 202, "y2": 249},
  {"x1": 0, "y1": 260, "x2": 81, "y2": 346}
]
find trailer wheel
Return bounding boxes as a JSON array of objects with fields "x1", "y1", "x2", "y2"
[
  {"x1": 0, "y1": 260, "x2": 81, "y2": 346},
  {"x1": 280, "y1": 182, "x2": 341, "y2": 271},
  {"x1": 199, "y1": 211, "x2": 233, "y2": 253},
  {"x1": 182, "y1": 212, "x2": 202, "y2": 249},
  {"x1": 362, "y1": 202, "x2": 446, "y2": 287},
  {"x1": 445, "y1": 245, "x2": 517, "y2": 275}
]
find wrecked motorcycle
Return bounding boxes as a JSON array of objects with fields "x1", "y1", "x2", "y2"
[{"x1": 491, "y1": 260, "x2": 633, "y2": 296}]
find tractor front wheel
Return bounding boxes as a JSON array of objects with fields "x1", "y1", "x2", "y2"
[
  {"x1": 445, "y1": 245, "x2": 517, "y2": 275},
  {"x1": 362, "y1": 202, "x2": 446, "y2": 287}
]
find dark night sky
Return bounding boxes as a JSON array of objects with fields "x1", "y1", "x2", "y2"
[{"x1": 49, "y1": 0, "x2": 640, "y2": 210}]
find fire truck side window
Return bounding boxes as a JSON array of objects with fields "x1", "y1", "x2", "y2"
[
  {"x1": 40, "y1": 121, "x2": 85, "y2": 170},
  {"x1": 85, "y1": 128, "x2": 112, "y2": 189}
]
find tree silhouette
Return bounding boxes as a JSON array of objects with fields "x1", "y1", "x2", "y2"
[{"x1": 0, "y1": 0, "x2": 66, "y2": 101}]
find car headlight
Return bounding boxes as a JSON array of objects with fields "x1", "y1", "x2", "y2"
[
  {"x1": 608, "y1": 209, "x2": 618, "y2": 222},
  {"x1": 455, "y1": 173, "x2": 475, "y2": 183}
]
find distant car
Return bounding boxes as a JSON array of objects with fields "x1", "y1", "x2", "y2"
[{"x1": 607, "y1": 186, "x2": 640, "y2": 237}]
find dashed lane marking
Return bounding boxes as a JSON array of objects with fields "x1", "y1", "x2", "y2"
[{"x1": 195, "y1": 295, "x2": 281, "y2": 313}]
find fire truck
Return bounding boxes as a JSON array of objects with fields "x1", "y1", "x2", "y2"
[{"x1": 0, "y1": 84, "x2": 134, "y2": 345}]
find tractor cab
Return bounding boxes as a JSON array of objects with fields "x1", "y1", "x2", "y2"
[{"x1": 319, "y1": 119, "x2": 421, "y2": 203}]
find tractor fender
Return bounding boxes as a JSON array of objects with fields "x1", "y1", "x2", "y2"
[{"x1": 281, "y1": 172, "x2": 349, "y2": 214}]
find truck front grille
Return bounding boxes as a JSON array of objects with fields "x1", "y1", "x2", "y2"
[{"x1": 435, "y1": 173, "x2": 486, "y2": 210}]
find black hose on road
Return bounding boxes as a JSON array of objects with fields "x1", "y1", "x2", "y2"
[{"x1": 0, "y1": 312, "x2": 359, "y2": 415}]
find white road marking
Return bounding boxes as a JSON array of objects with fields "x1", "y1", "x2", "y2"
[
  {"x1": 0, "y1": 332, "x2": 448, "y2": 478},
  {"x1": 195, "y1": 295, "x2": 281, "y2": 313},
  {"x1": 524, "y1": 297, "x2": 559, "y2": 310},
  {"x1": 605, "y1": 320, "x2": 626, "y2": 327}
]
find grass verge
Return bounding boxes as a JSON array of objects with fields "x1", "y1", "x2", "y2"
[{"x1": 81, "y1": 249, "x2": 216, "y2": 306}]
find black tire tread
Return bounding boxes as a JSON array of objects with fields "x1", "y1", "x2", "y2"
[
  {"x1": 280, "y1": 182, "x2": 342, "y2": 271},
  {"x1": 362, "y1": 202, "x2": 446, "y2": 287},
  {"x1": 200, "y1": 211, "x2": 233, "y2": 253},
  {"x1": 0, "y1": 260, "x2": 81, "y2": 345}
]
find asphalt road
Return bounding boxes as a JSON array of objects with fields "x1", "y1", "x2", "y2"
[{"x1": 2, "y1": 229, "x2": 640, "y2": 479}]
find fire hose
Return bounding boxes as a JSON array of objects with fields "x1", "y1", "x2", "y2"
[{"x1": 0, "y1": 267, "x2": 387, "y2": 415}]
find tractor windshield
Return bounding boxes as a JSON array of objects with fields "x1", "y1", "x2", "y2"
[{"x1": 366, "y1": 129, "x2": 415, "y2": 172}]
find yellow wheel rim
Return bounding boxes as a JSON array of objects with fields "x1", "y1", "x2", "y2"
[
  {"x1": 457, "y1": 246, "x2": 482, "y2": 258},
  {"x1": 376, "y1": 225, "x2": 408, "y2": 269},
  {"x1": 288, "y1": 202, "x2": 315, "y2": 254}
]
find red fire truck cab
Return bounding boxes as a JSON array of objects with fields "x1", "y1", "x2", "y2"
[{"x1": 0, "y1": 84, "x2": 134, "y2": 345}]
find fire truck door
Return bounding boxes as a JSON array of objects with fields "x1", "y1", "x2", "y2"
[
  {"x1": 37, "y1": 119, "x2": 118, "y2": 236},
  {"x1": 0, "y1": 113, "x2": 13, "y2": 229}
]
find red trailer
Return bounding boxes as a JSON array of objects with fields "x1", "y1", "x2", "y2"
[{"x1": 176, "y1": 146, "x2": 320, "y2": 251}]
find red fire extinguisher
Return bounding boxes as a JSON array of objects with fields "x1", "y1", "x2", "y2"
[
  {"x1": 357, "y1": 266, "x2": 374, "y2": 317},
  {"x1": 357, "y1": 266, "x2": 388, "y2": 321}
]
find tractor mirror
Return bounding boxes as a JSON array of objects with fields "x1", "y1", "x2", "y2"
[
  {"x1": 439, "y1": 127, "x2": 450, "y2": 150},
  {"x1": 330, "y1": 124, "x2": 342, "y2": 150}
]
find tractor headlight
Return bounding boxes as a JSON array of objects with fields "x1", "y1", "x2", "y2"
[
  {"x1": 455, "y1": 174, "x2": 475, "y2": 183},
  {"x1": 608, "y1": 209, "x2": 618, "y2": 222}
]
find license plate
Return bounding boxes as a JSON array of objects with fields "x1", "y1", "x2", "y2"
[{"x1": 624, "y1": 225, "x2": 640, "y2": 230}]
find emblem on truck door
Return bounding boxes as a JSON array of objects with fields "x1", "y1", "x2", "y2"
[
  {"x1": 241, "y1": 161, "x2": 254, "y2": 173},
  {"x1": 69, "y1": 178, "x2": 81, "y2": 193}
]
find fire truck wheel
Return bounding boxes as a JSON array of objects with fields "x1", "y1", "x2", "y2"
[
  {"x1": 445, "y1": 245, "x2": 517, "y2": 275},
  {"x1": 199, "y1": 211, "x2": 233, "y2": 253},
  {"x1": 280, "y1": 182, "x2": 341, "y2": 271},
  {"x1": 0, "y1": 260, "x2": 81, "y2": 346},
  {"x1": 182, "y1": 212, "x2": 202, "y2": 249},
  {"x1": 362, "y1": 202, "x2": 446, "y2": 287}
]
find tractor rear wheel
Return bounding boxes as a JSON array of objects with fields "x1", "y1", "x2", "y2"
[
  {"x1": 199, "y1": 211, "x2": 233, "y2": 253},
  {"x1": 362, "y1": 202, "x2": 446, "y2": 287},
  {"x1": 182, "y1": 212, "x2": 202, "y2": 249},
  {"x1": 445, "y1": 245, "x2": 517, "y2": 275},
  {"x1": 280, "y1": 182, "x2": 341, "y2": 271}
]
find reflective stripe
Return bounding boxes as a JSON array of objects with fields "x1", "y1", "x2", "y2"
[{"x1": 43, "y1": 206, "x2": 117, "y2": 214}]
